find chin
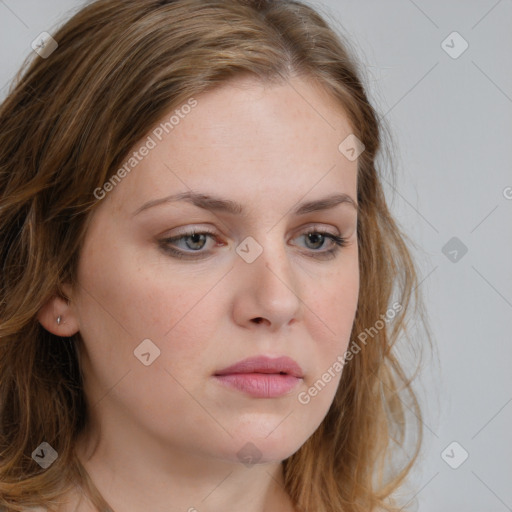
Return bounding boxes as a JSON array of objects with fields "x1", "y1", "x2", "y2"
[{"x1": 219, "y1": 426, "x2": 308, "y2": 465}]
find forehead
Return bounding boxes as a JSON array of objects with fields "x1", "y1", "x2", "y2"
[{"x1": 109, "y1": 75, "x2": 358, "y2": 215}]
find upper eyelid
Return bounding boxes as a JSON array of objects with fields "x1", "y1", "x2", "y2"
[{"x1": 162, "y1": 222, "x2": 345, "y2": 237}]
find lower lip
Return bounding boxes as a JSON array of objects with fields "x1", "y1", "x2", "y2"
[{"x1": 214, "y1": 373, "x2": 301, "y2": 398}]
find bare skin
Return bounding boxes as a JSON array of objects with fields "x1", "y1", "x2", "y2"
[{"x1": 38, "y1": 74, "x2": 360, "y2": 512}]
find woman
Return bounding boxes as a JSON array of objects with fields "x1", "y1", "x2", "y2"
[{"x1": 0, "y1": 1, "x2": 430, "y2": 511}]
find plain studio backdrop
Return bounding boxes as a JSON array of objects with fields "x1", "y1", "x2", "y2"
[{"x1": 1, "y1": 1, "x2": 511, "y2": 511}]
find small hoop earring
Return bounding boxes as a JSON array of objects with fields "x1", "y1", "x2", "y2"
[{"x1": 56, "y1": 315, "x2": 62, "y2": 325}]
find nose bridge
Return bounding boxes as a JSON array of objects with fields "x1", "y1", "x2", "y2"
[
  {"x1": 242, "y1": 227, "x2": 291, "y2": 282},
  {"x1": 235, "y1": 228, "x2": 302, "y2": 322}
]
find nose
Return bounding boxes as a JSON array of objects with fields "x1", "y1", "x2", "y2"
[{"x1": 231, "y1": 236, "x2": 303, "y2": 331}]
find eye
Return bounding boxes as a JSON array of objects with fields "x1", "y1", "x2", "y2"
[
  {"x1": 158, "y1": 227, "x2": 348, "y2": 260},
  {"x1": 158, "y1": 228, "x2": 219, "y2": 259},
  {"x1": 293, "y1": 229, "x2": 347, "y2": 260}
]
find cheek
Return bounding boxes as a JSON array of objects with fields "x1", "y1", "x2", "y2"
[
  {"x1": 75, "y1": 246, "x2": 225, "y2": 397},
  {"x1": 313, "y1": 258, "x2": 359, "y2": 343},
  {"x1": 74, "y1": 247, "x2": 225, "y2": 426},
  {"x1": 300, "y1": 259, "x2": 358, "y2": 397},
  {"x1": 76, "y1": 233, "x2": 203, "y2": 340}
]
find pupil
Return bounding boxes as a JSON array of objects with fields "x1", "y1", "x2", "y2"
[
  {"x1": 188, "y1": 233, "x2": 205, "y2": 249},
  {"x1": 308, "y1": 233, "x2": 323, "y2": 248}
]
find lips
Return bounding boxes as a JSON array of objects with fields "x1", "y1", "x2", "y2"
[
  {"x1": 214, "y1": 355, "x2": 304, "y2": 378},
  {"x1": 213, "y1": 356, "x2": 304, "y2": 398}
]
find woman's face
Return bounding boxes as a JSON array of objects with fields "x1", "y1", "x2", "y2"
[{"x1": 69, "y1": 75, "x2": 360, "y2": 465}]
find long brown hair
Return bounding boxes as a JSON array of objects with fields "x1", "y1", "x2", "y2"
[{"x1": 0, "y1": 1, "x2": 431, "y2": 510}]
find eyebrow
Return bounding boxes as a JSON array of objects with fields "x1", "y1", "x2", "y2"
[{"x1": 132, "y1": 191, "x2": 358, "y2": 217}]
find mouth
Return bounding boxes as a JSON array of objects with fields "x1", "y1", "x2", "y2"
[{"x1": 213, "y1": 355, "x2": 304, "y2": 398}]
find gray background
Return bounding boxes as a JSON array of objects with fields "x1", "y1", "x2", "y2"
[{"x1": 1, "y1": 1, "x2": 511, "y2": 510}]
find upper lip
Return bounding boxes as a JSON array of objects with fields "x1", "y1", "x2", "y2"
[{"x1": 214, "y1": 356, "x2": 304, "y2": 378}]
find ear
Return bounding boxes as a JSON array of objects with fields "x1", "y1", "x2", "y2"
[{"x1": 37, "y1": 284, "x2": 80, "y2": 337}]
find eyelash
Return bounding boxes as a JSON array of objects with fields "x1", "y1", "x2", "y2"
[{"x1": 158, "y1": 227, "x2": 348, "y2": 261}]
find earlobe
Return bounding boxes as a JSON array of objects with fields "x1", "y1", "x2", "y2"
[{"x1": 37, "y1": 293, "x2": 80, "y2": 337}]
